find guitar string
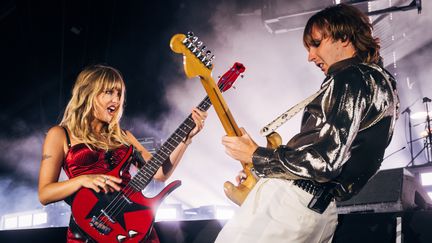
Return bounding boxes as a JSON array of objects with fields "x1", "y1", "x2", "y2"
[
  {"x1": 94, "y1": 110, "x2": 199, "y2": 229},
  {"x1": 101, "y1": 67, "x2": 241, "y2": 221},
  {"x1": 92, "y1": 68, "x2": 240, "y2": 231},
  {"x1": 99, "y1": 67, "x2": 242, "y2": 230},
  {"x1": 103, "y1": 69, "x2": 238, "y2": 219},
  {"x1": 97, "y1": 73, "x2": 234, "y2": 228},
  {"x1": 100, "y1": 69, "x2": 240, "y2": 226},
  {"x1": 99, "y1": 95, "x2": 209, "y2": 223}
]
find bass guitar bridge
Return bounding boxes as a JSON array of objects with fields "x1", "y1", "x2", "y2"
[{"x1": 90, "y1": 216, "x2": 112, "y2": 235}]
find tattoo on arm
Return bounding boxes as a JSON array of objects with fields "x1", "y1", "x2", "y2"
[{"x1": 42, "y1": 154, "x2": 52, "y2": 161}]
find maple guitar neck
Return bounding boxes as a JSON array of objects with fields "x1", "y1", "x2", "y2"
[
  {"x1": 170, "y1": 32, "x2": 255, "y2": 206},
  {"x1": 200, "y1": 77, "x2": 242, "y2": 136}
]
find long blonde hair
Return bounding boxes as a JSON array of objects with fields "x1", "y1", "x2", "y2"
[{"x1": 60, "y1": 64, "x2": 129, "y2": 150}]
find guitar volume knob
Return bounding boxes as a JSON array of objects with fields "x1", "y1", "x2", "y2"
[
  {"x1": 128, "y1": 230, "x2": 138, "y2": 238},
  {"x1": 117, "y1": 234, "x2": 126, "y2": 242}
]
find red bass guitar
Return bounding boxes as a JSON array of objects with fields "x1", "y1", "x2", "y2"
[{"x1": 70, "y1": 62, "x2": 245, "y2": 243}]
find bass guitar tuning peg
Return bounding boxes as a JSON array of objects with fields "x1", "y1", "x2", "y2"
[{"x1": 187, "y1": 31, "x2": 194, "y2": 37}]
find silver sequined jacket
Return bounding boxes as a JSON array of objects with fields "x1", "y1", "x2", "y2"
[{"x1": 252, "y1": 57, "x2": 399, "y2": 200}]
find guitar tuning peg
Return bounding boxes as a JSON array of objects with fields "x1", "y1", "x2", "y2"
[
  {"x1": 241, "y1": 75, "x2": 244, "y2": 78},
  {"x1": 187, "y1": 32, "x2": 194, "y2": 37},
  {"x1": 192, "y1": 36, "x2": 198, "y2": 42},
  {"x1": 197, "y1": 41, "x2": 203, "y2": 47},
  {"x1": 206, "y1": 50, "x2": 212, "y2": 56},
  {"x1": 201, "y1": 45, "x2": 206, "y2": 51},
  {"x1": 233, "y1": 86, "x2": 236, "y2": 89},
  {"x1": 217, "y1": 76, "x2": 221, "y2": 79},
  {"x1": 209, "y1": 55, "x2": 215, "y2": 61}
]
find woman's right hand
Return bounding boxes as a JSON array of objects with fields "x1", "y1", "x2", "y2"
[{"x1": 79, "y1": 174, "x2": 122, "y2": 193}]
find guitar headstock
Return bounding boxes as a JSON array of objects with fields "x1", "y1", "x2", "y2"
[
  {"x1": 170, "y1": 32, "x2": 215, "y2": 81},
  {"x1": 217, "y1": 62, "x2": 246, "y2": 92}
]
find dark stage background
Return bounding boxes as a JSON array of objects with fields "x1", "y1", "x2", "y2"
[{"x1": 1, "y1": 0, "x2": 432, "y2": 234}]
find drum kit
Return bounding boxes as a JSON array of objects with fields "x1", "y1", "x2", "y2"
[{"x1": 405, "y1": 97, "x2": 432, "y2": 166}]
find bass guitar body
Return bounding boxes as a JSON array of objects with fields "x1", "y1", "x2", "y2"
[
  {"x1": 71, "y1": 146, "x2": 181, "y2": 243},
  {"x1": 70, "y1": 62, "x2": 243, "y2": 241}
]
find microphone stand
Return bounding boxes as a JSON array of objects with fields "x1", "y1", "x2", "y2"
[
  {"x1": 405, "y1": 97, "x2": 432, "y2": 167},
  {"x1": 424, "y1": 97, "x2": 432, "y2": 163},
  {"x1": 404, "y1": 108, "x2": 416, "y2": 166},
  {"x1": 407, "y1": 97, "x2": 432, "y2": 167}
]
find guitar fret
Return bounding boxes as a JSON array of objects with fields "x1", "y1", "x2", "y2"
[
  {"x1": 164, "y1": 140, "x2": 177, "y2": 151},
  {"x1": 147, "y1": 162, "x2": 159, "y2": 172},
  {"x1": 175, "y1": 128, "x2": 188, "y2": 136},
  {"x1": 137, "y1": 172, "x2": 150, "y2": 183},
  {"x1": 131, "y1": 178, "x2": 142, "y2": 188},
  {"x1": 129, "y1": 181, "x2": 142, "y2": 191},
  {"x1": 160, "y1": 146, "x2": 172, "y2": 154},
  {"x1": 157, "y1": 148, "x2": 170, "y2": 158},
  {"x1": 125, "y1": 61, "x2": 243, "y2": 193},
  {"x1": 135, "y1": 173, "x2": 149, "y2": 183},
  {"x1": 135, "y1": 173, "x2": 148, "y2": 184},
  {"x1": 71, "y1": 60, "x2": 245, "y2": 240},
  {"x1": 153, "y1": 153, "x2": 166, "y2": 164}
]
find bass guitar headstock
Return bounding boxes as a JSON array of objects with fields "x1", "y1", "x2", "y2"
[{"x1": 217, "y1": 62, "x2": 245, "y2": 92}]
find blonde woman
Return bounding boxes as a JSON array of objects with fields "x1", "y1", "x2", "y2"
[{"x1": 38, "y1": 64, "x2": 207, "y2": 242}]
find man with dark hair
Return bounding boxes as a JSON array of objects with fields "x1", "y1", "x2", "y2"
[{"x1": 216, "y1": 4, "x2": 399, "y2": 242}]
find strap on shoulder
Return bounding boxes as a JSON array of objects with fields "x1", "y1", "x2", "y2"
[{"x1": 62, "y1": 126, "x2": 72, "y2": 148}]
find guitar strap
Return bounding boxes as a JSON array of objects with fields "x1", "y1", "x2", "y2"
[{"x1": 260, "y1": 79, "x2": 331, "y2": 137}]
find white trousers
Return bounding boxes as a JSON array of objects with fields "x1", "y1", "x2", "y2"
[{"x1": 215, "y1": 178, "x2": 338, "y2": 243}]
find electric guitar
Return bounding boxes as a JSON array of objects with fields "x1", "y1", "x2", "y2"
[
  {"x1": 70, "y1": 63, "x2": 244, "y2": 243},
  {"x1": 170, "y1": 32, "x2": 254, "y2": 206}
]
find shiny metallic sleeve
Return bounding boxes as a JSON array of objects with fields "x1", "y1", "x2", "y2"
[{"x1": 253, "y1": 70, "x2": 370, "y2": 182}]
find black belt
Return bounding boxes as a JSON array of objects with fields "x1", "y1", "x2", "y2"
[
  {"x1": 293, "y1": 179, "x2": 334, "y2": 214},
  {"x1": 293, "y1": 179, "x2": 322, "y2": 195}
]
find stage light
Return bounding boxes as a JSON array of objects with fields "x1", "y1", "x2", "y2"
[
  {"x1": 3, "y1": 216, "x2": 18, "y2": 229},
  {"x1": 155, "y1": 204, "x2": 182, "y2": 221},
  {"x1": 32, "y1": 212, "x2": 48, "y2": 226},
  {"x1": 17, "y1": 214, "x2": 32, "y2": 228},
  {"x1": 215, "y1": 207, "x2": 235, "y2": 220},
  {"x1": 184, "y1": 205, "x2": 236, "y2": 220},
  {"x1": 1, "y1": 210, "x2": 50, "y2": 229},
  {"x1": 420, "y1": 172, "x2": 432, "y2": 186}
]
